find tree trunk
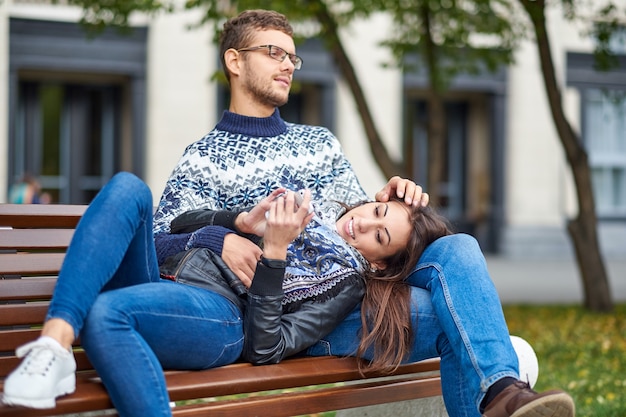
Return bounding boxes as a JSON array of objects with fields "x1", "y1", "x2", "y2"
[
  {"x1": 421, "y1": 4, "x2": 446, "y2": 206},
  {"x1": 309, "y1": 0, "x2": 406, "y2": 179},
  {"x1": 519, "y1": 0, "x2": 613, "y2": 312},
  {"x1": 426, "y1": 94, "x2": 446, "y2": 206}
]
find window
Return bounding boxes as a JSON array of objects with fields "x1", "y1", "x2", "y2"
[
  {"x1": 8, "y1": 18, "x2": 147, "y2": 204},
  {"x1": 15, "y1": 81, "x2": 123, "y2": 203},
  {"x1": 408, "y1": 100, "x2": 468, "y2": 220},
  {"x1": 583, "y1": 88, "x2": 626, "y2": 217}
]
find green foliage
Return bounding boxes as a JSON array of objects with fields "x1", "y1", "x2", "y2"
[
  {"x1": 504, "y1": 303, "x2": 626, "y2": 417},
  {"x1": 377, "y1": 0, "x2": 524, "y2": 91},
  {"x1": 60, "y1": 0, "x2": 175, "y2": 31},
  {"x1": 588, "y1": 3, "x2": 623, "y2": 71},
  {"x1": 60, "y1": 0, "x2": 626, "y2": 91}
]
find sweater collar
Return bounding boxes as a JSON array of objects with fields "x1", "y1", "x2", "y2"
[{"x1": 215, "y1": 108, "x2": 287, "y2": 137}]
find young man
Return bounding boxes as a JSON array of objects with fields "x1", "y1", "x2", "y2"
[{"x1": 152, "y1": 9, "x2": 574, "y2": 417}]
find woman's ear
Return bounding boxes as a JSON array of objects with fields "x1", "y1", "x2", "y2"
[{"x1": 371, "y1": 260, "x2": 387, "y2": 271}]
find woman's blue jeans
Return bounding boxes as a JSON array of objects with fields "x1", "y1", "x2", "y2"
[
  {"x1": 306, "y1": 234, "x2": 519, "y2": 417},
  {"x1": 46, "y1": 172, "x2": 518, "y2": 417},
  {"x1": 46, "y1": 172, "x2": 244, "y2": 417}
]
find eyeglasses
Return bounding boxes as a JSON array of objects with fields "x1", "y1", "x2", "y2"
[{"x1": 237, "y1": 45, "x2": 303, "y2": 70}]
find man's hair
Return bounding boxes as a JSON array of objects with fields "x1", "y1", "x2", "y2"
[{"x1": 219, "y1": 10, "x2": 294, "y2": 83}]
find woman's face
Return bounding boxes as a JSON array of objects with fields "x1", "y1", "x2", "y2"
[{"x1": 336, "y1": 201, "x2": 412, "y2": 269}]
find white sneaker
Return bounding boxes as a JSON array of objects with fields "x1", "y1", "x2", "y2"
[{"x1": 2, "y1": 336, "x2": 76, "y2": 409}]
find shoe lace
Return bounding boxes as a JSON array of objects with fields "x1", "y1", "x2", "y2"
[
  {"x1": 520, "y1": 373, "x2": 532, "y2": 387},
  {"x1": 16, "y1": 341, "x2": 67, "y2": 376},
  {"x1": 513, "y1": 379, "x2": 534, "y2": 393}
]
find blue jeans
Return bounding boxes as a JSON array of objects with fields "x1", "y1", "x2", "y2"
[
  {"x1": 47, "y1": 172, "x2": 517, "y2": 417},
  {"x1": 46, "y1": 172, "x2": 244, "y2": 417},
  {"x1": 306, "y1": 234, "x2": 519, "y2": 417}
]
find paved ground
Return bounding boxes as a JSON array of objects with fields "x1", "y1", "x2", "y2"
[{"x1": 485, "y1": 256, "x2": 626, "y2": 304}]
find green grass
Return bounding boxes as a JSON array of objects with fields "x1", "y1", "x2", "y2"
[{"x1": 503, "y1": 303, "x2": 626, "y2": 417}]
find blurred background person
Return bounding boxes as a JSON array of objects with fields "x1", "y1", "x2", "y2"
[{"x1": 9, "y1": 173, "x2": 52, "y2": 204}]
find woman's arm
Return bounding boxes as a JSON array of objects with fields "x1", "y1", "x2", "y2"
[
  {"x1": 242, "y1": 269, "x2": 365, "y2": 364},
  {"x1": 170, "y1": 208, "x2": 242, "y2": 234}
]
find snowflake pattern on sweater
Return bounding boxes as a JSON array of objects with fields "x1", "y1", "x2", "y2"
[{"x1": 153, "y1": 109, "x2": 368, "y2": 235}]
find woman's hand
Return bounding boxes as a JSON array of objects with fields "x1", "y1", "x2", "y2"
[
  {"x1": 235, "y1": 188, "x2": 287, "y2": 236},
  {"x1": 262, "y1": 190, "x2": 314, "y2": 259},
  {"x1": 375, "y1": 176, "x2": 429, "y2": 207}
]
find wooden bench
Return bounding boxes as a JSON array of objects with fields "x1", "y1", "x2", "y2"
[{"x1": 0, "y1": 203, "x2": 442, "y2": 417}]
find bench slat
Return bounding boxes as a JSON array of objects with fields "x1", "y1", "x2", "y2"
[
  {"x1": 0, "y1": 358, "x2": 441, "y2": 417},
  {"x1": 0, "y1": 205, "x2": 85, "y2": 229},
  {"x1": 0, "y1": 278, "x2": 56, "y2": 301},
  {"x1": 170, "y1": 374, "x2": 442, "y2": 417},
  {"x1": 0, "y1": 303, "x2": 49, "y2": 326},
  {"x1": 165, "y1": 357, "x2": 441, "y2": 401},
  {"x1": 0, "y1": 230, "x2": 74, "y2": 250},
  {"x1": 0, "y1": 253, "x2": 64, "y2": 275},
  {"x1": 0, "y1": 329, "x2": 41, "y2": 352}
]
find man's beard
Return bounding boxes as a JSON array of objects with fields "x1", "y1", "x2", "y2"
[{"x1": 244, "y1": 75, "x2": 289, "y2": 108}]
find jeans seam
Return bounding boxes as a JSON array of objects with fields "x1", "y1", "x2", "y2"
[{"x1": 414, "y1": 260, "x2": 490, "y2": 413}]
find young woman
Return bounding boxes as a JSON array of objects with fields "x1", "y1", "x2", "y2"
[
  {"x1": 158, "y1": 184, "x2": 452, "y2": 375},
  {"x1": 1, "y1": 171, "x2": 449, "y2": 416}
]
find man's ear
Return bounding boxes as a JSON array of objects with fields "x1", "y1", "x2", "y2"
[{"x1": 224, "y1": 49, "x2": 242, "y2": 77}]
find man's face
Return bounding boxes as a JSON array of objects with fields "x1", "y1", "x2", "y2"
[{"x1": 238, "y1": 29, "x2": 297, "y2": 108}]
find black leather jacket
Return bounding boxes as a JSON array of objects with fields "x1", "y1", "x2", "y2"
[{"x1": 163, "y1": 208, "x2": 366, "y2": 365}]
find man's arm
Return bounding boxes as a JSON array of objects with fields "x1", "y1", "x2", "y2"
[{"x1": 154, "y1": 226, "x2": 233, "y2": 265}]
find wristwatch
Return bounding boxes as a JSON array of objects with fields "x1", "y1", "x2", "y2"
[{"x1": 259, "y1": 256, "x2": 286, "y2": 269}]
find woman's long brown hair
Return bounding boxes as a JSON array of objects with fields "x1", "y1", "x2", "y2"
[{"x1": 356, "y1": 201, "x2": 453, "y2": 375}]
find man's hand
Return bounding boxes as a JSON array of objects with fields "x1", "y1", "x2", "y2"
[
  {"x1": 221, "y1": 234, "x2": 262, "y2": 288},
  {"x1": 375, "y1": 176, "x2": 429, "y2": 207}
]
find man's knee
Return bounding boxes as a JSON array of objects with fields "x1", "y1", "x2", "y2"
[{"x1": 422, "y1": 233, "x2": 483, "y2": 265}]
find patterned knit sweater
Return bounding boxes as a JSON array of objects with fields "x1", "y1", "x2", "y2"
[
  {"x1": 153, "y1": 109, "x2": 371, "y2": 309},
  {"x1": 153, "y1": 109, "x2": 368, "y2": 235}
]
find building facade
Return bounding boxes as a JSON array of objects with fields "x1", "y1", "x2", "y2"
[{"x1": 1, "y1": 0, "x2": 625, "y2": 258}]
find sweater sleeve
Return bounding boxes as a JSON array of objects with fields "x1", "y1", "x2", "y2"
[{"x1": 154, "y1": 226, "x2": 233, "y2": 265}]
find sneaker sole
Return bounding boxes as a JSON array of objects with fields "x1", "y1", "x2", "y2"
[
  {"x1": 2, "y1": 373, "x2": 76, "y2": 409},
  {"x1": 510, "y1": 392, "x2": 575, "y2": 417}
]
